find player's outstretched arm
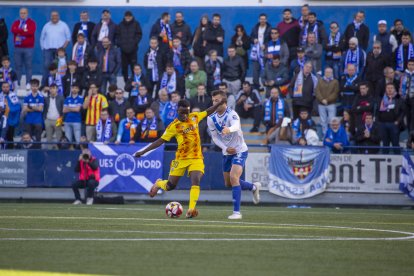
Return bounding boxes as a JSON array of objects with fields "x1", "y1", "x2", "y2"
[
  {"x1": 134, "y1": 138, "x2": 166, "y2": 158},
  {"x1": 205, "y1": 98, "x2": 226, "y2": 116}
]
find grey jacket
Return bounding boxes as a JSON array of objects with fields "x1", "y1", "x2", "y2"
[
  {"x1": 304, "y1": 43, "x2": 323, "y2": 73},
  {"x1": 43, "y1": 95, "x2": 64, "y2": 119}
]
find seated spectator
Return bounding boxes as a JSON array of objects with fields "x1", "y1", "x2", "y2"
[
  {"x1": 376, "y1": 67, "x2": 399, "y2": 99},
  {"x1": 222, "y1": 45, "x2": 245, "y2": 96},
  {"x1": 158, "y1": 63, "x2": 179, "y2": 96},
  {"x1": 304, "y1": 32, "x2": 323, "y2": 74},
  {"x1": 289, "y1": 46, "x2": 306, "y2": 78},
  {"x1": 115, "y1": 107, "x2": 139, "y2": 144},
  {"x1": 265, "y1": 28, "x2": 289, "y2": 66},
  {"x1": 83, "y1": 82, "x2": 109, "y2": 141},
  {"x1": 355, "y1": 112, "x2": 381, "y2": 154},
  {"x1": 63, "y1": 83, "x2": 83, "y2": 144},
  {"x1": 72, "y1": 148, "x2": 99, "y2": 205},
  {"x1": 190, "y1": 84, "x2": 212, "y2": 111},
  {"x1": 0, "y1": 56, "x2": 18, "y2": 91},
  {"x1": 235, "y1": 81, "x2": 262, "y2": 132},
  {"x1": 339, "y1": 63, "x2": 361, "y2": 111},
  {"x1": 95, "y1": 108, "x2": 117, "y2": 144},
  {"x1": 377, "y1": 83, "x2": 404, "y2": 154},
  {"x1": 323, "y1": 117, "x2": 349, "y2": 153},
  {"x1": 263, "y1": 87, "x2": 290, "y2": 133},
  {"x1": 341, "y1": 37, "x2": 366, "y2": 78},
  {"x1": 341, "y1": 109, "x2": 356, "y2": 142},
  {"x1": 23, "y1": 79, "x2": 44, "y2": 147},
  {"x1": 16, "y1": 132, "x2": 35, "y2": 149},
  {"x1": 191, "y1": 106, "x2": 210, "y2": 151},
  {"x1": 161, "y1": 91, "x2": 180, "y2": 126},
  {"x1": 373, "y1": 20, "x2": 398, "y2": 56},
  {"x1": 2, "y1": 82, "x2": 21, "y2": 148},
  {"x1": 185, "y1": 60, "x2": 207, "y2": 98},
  {"x1": 134, "y1": 107, "x2": 164, "y2": 143},
  {"x1": 108, "y1": 88, "x2": 130, "y2": 126},
  {"x1": 291, "y1": 108, "x2": 315, "y2": 144},
  {"x1": 231, "y1": 24, "x2": 251, "y2": 70},
  {"x1": 262, "y1": 55, "x2": 289, "y2": 97},
  {"x1": 316, "y1": 67, "x2": 339, "y2": 135},
  {"x1": 82, "y1": 57, "x2": 102, "y2": 95},
  {"x1": 62, "y1": 61, "x2": 82, "y2": 98},
  {"x1": 266, "y1": 117, "x2": 293, "y2": 145},
  {"x1": 351, "y1": 82, "x2": 374, "y2": 127},
  {"x1": 218, "y1": 82, "x2": 235, "y2": 110},
  {"x1": 97, "y1": 37, "x2": 121, "y2": 94},
  {"x1": 365, "y1": 41, "x2": 392, "y2": 95},
  {"x1": 205, "y1": 50, "x2": 223, "y2": 93},
  {"x1": 124, "y1": 64, "x2": 150, "y2": 100},
  {"x1": 150, "y1": 89, "x2": 169, "y2": 118},
  {"x1": 290, "y1": 61, "x2": 318, "y2": 118},
  {"x1": 71, "y1": 32, "x2": 94, "y2": 73},
  {"x1": 43, "y1": 83, "x2": 64, "y2": 149},
  {"x1": 132, "y1": 85, "x2": 152, "y2": 120}
]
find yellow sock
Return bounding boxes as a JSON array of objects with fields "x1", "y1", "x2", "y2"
[
  {"x1": 156, "y1": 180, "x2": 168, "y2": 191},
  {"x1": 189, "y1": 186, "x2": 200, "y2": 210}
]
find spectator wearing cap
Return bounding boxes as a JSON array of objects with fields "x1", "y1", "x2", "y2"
[
  {"x1": 72, "y1": 32, "x2": 94, "y2": 74},
  {"x1": 82, "y1": 57, "x2": 102, "y2": 94},
  {"x1": 391, "y1": 19, "x2": 412, "y2": 46},
  {"x1": 299, "y1": 12, "x2": 327, "y2": 47},
  {"x1": 324, "y1": 21, "x2": 345, "y2": 80},
  {"x1": 11, "y1": 7, "x2": 36, "y2": 89},
  {"x1": 235, "y1": 81, "x2": 262, "y2": 132},
  {"x1": 150, "y1": 12, "x2": 173, "y2": 54},
  {"x1": 289, "y1": 46, "x2": 307, "y2": 78},
  {"x1": 304, "y1": 32, "x2": 323, "y2": 75},
  {"x1": 71, "y1": 11, "x2": 95, "y2": 44},
  {"x1": 343, "y1": 11, "x2": 370, "y2": 51},
  {"x1": 62, "y1": 61, "x2": 82, "y2": 98},
  {"x1": 97, "y1": 37, "x2": 121, "y2": 94},
  {"x1": 91, "y1": 10, "x2": 117, "y2": 51},
  {"x1": 373, "y1": 20, "x2": 398, "y2": 56},
  {"x1": 222, "y1": 45, "x2": 245, "y2": 97},
  {"x1": 365, "y1": 41, "x2": 392, "y2": 95},
  {"x1": 171, "y1": 11, "x2": 192, "y2": 48},
  {"x1": 63, "y1": 83, "x2": 83, "y2": 143},
  {"x1": 40, "y1": 11, "x2": 71, "y2": 84},
  {"x1": 395, "y1": 32, "x2": 414, "y2": 73},
  {"x1": 341, "y1": 37, "x2": 366, "y2": 78},
  {"x1": 265, "y1": 28, "x2": 289, "y2": 66},
  {"x1": 355, "y1": 112, "x2": 381, "y2": 154},
  {"x1": 323, "y1": 117, "x2": 349, "y2": 153},
  {"x1": 262, "y1": 55, "x2": 289, "y2": 97},
  {"x1": 116, "y1": 10, "x2": 143, "y2": 82},
  {"x1": 43, "y1": 83, "x2": 64, "y2": 149},
  {"x1": 203, "y1": 13, "x2": 225, "y2": 58},
  {"x1": 276, "y1": 9, "x2": 301, "y2": 62}
]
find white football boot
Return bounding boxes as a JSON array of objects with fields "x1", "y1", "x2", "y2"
[
  {"x1": 252, "y1": 182, "x2": 262, "y2": 204},
  {"x1": 228, "y1": 212, "x2": 242, "y2": 220},
  {"x1": 86, "y1": 198, "x2": 94, "y2": 205},
  {"x1": 73, "y1": 200, "x2": 82, "y2": 205}
]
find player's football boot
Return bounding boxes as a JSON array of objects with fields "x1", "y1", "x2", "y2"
[
  {"x1": 252, "y1": 182, "x2": 262, "y2": 204},
  {"x1": 185, "y1": 208, "x2": 199, "y2": 219},
  {"x1": 228, "y1": 212, "x2": 242, "y2": 220},
  {"x1": 149, "y1": 179, "x2": 162, "y2": 197}
]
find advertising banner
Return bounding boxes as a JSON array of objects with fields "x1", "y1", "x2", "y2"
[{"x1": 0, "y1": 151, "x2": 28, "y2": 187}]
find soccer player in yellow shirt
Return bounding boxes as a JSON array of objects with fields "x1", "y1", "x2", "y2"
[{"x1": 134, "y1": 96, "x2": 225, "y2": 218}]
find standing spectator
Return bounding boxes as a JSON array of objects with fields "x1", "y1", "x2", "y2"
[
  {"x1": 189, "y1": 84, "x2": 212, "y2": 111},
  {"x1": 231, "y1": 24, "x2": 250, "y2": 71},
  {"x1": 351, "y1": 82, "x2": 374, "y2": 127},
  {"x1": 191, "y1": 15, "x2": 209, "y2": 68},
  {"x1": 144, "y1": 37, "x2": 166, "y2": 96},
  {"x1": 316, "y1": 67, "x2": 339, "y2": 135},
  {"x1": 150, "y1": 12, "x2": 172, "y2": 54},
  {"x1": 298, "y1": 4, "x2": 310, "y2": 29},
  {"x1": 304, "y1": 32, "x2": 323, "y2": 74},
  {"x1": 323, "y1": 117, "x2": 349, "y2": 153},
  {"x1": 95, "y1": 108, "x2": 117, "y2": 144},
  {"x1": 339, "y1": 64, "x2": 361, "y2": 111},
  {"x1": 0, "y1": 56, "x2": 18, "y2": 91},
  {"x1": 277, "y1": 9, "x2": 301, "y2": 62},
  {"x1": 150, "y1": 89, "x2": 169, "y2": 117},
  {"x1": 161, "y1": 91, "x2": 180, "y2": 126},
  {"x1": 341, "y1": 37, "x2": 366, "y2": 78},
  {"x1": 116, "y1": 10, "x2": 142, "y2": 82},
  {"x1": 55, "y1": 47, "x2": 68, "y2": 78},
  {"x1": 132, "y1": 85, "x2": 152, "y2": 120},
  {"x1": 63, "y1": 83, "x2": 83, "y2": 144},
  {"x1": 171, "y1": 11, "x2": 192, "y2": 48},
  {"x1": 23, "y1": 79, "x2": 44, "y2": 147},
  {"x1": 395, "y1": 32, "x2": 414, "y2": 74},
  {"x1": 373, "y1": 20, "x2": 398, "y2": 56},
  {"x1": 71, "y1": 33, "x2": 94, "y2": 73},
  {"x1": 97, "y1": 37, "x2": 121, "y2": 94},
  {"x1": 83, "y1": 83, "x2": 109, "y2": 141},
  {"x1": 365, "y1": 41, "x2": 392, "y2": 95},
  {"x1": 108, "y1": 88, "x2": 130, "y2": 126},
  {"x1": 377, "y1": 83, "x2": 404, "y2": 154},
  {"x1": 300, "y1": 12, "x2": 327, "y2": 47},
  {"x1": 376, "y1": 67, "x2": 399, "y2": 98},
  {"x1": 250, "y1": 13, "x2": 271, "y2": 90},
  {"x1": 235, "y1": 81, "x2": 262, "y2": 132},
  {"x1": 11, "y1": 7, "x2": 36, "y2": 89},
  {"x1": 205, "y1": 50, "x2": 223, "y2": 93},
  {"x1": 40, "y1": 11, "x2": 70, "y2": 84},
  {"x1": 391, "y1": 19, "x2": 411, "y2": 46},
  {"x1": 167, "y1": 37, "x2": 191, "y2": 94},
  {"x1": 62, "y1": 61, "x2": 82, "y2": 97},
  {"x1": 125, "y1": 64, "x2": 150, "y2": 100},
  {"x1": 222, "y1": 45, "x2": 245, "y2": 96},
  {"x1": 71, "y1": 11, "x2": 95, "y2": 44},
  {"x1": 115, "y1": 107, "x2": 139, "y2": 144},
  {"x1": 185, "y1": 60, "x2": 207, "y2": 98},
  {"x1": 289, "y1": 46, "x2": 306, "y2": 78},
  {"x1": 290, "y1": 61, "x2": 318, "y2": 118},
  {"x1": 105, "y1": 84, "x2": 117, "y2": 103},
  {"x1": 262, "y1": 55, "x2": 289, "y2": 97},
  {"x1": 82, "y1": 57, "x2": 102, "y2": 94},
  {"x1": 43, "y1": 84, "x2": 64, "y2": 149},
  {"x1": 399, "y1": 59, "x2": 414, "y2": 131},
  {"x1": 158, "y1": 63, "x2": 179, "y2": 95},
  {"x1": 2, "y1": 82, "x2": 21, "y2": 148},
  {"x1": 218, "y1": 82, "x2": 236, "y2": 110},
  {"x1": 355, "y1": 112, "x2": 381, "y2": 154},
  {"x1": 0, "y1": 16, "x2": 8, "y2": 61},
  {"x1": 265, "y1": 28, "x2": 289, "y2": 66},
  {"x1": 91, "y1": 10, "x2": 117, "y2": 51},
  {"x1": 324, "y1": 21, "x2": 345, "y2": 80},
  {"x1": 204, "y1": 13, "x2": 225, "y2": 58},
  {"x1": 343, "y1": 11, "x2": 370, "y2": 51},
  {"x1": 263, "y1": 87, "x2": 290, "y2": 133},
  {"x1": 134, "y1": 107, "x2": 165, "y2": 143}
]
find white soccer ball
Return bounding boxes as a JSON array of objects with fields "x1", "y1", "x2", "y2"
[{"x1": 165, "y1": 201, "x2": 183, "y2": 218}]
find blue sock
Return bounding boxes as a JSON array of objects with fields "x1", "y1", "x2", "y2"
[
  {"x1": 232, "y1": 185, "x2": 241, "y2": 212},
  {"x1": 240, "y1": 179, "x2": 254, "y2": 191}
]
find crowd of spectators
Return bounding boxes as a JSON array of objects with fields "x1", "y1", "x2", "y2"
[{"x1": 0, "y1": 6, "x2": 413, "y2": 153}]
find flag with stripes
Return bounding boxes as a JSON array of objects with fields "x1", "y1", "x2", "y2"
[{"x1": 400, "y1": 152, "x2": 414, "y2": 200}]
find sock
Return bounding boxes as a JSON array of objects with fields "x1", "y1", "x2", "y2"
[
  {"x1": 156, "y1": 180, "x2": 168, "y2": 191},
  {"x1": 240, "y1": 179, "x2": 255, "y2": 191},
  {"x1": 189, "y1": 186, "x2": 200, "y2": 210},
  {"x1": 232, "y1": 185, "x2": 241, "y2": 212}
]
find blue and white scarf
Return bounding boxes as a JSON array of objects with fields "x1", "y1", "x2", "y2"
[
  {"x1": 250, "y1": 43, "x2": 264, "y2": 70},
  {"x1": 344, "y1": 48, "x2": 360, "y2": 74},
  {"x1": 1, "y1": 68, "x2": 14, "y2": 91},
  {"x1": 136, "y1": 95, "x2": 148, "y2": 106},
  {"x1": 72, "y1": 42, "x2": 86, "y2": 67},
  {"x1": 160, "y1": 19, "x2": 172, "y2": 46},
  {"x1": 0, "y1": 92, "x2": 5, "y2": 111},
  {"x1": 396, "y1": 43, "x2": 414, "y2": 72},
  {"x1": 160, "y1": 72, "x2": 176, "y2": 94},
  {"x1": 353, "y1": 20, "x2": 362, "y2": 36},
  {"x1": 327, "y1": 32, "x2": 341, "y2": 59},
  {"x1": 264, "y1": 98, "x2": 285, "y2": 123},
  {"x1": 80, "y1": 22, "x2": 89, "y2": 41},
  {"x1": 165, "y1": 102, "x2": 178, "y2": 121},
  {"x1": 141, "y1": 118, "x2": 157, "y2": 131},
  {"x1": 131, "y1": 74, "x2": 142, "y2": 97},
  {"x1": 148, "y1": 49, "x2": 159, "y2": 82},
  {"x1": 293, "y1": 71, "x2": 318, "y2": 98},
  {"x1": 173, "y1": 46, "x2": 184, "y2": 76},
  {"x1": 211, "y1": 60, "x2": 221, "y2": 85},
  {"x1": 345, "y1": 73, "x2": 358, "y2": 87},
  {"x1": 302, "y1": 23, "x2": 318, "y2": 45},
  {"x1": 96, "y1": 118, "x2": 112, "y2": 142},
  {"x1": 48, "y1": 74, "x2": 64, "y2": 96},
  {"x1": 400, "y1": 71, "x2": 414, "y2": 98},
  {"x1": 267, "y1": 39, "x2": 281, "y2": 57}
]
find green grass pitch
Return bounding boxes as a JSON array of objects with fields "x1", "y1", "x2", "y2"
[{"x1": 0, "y1": 203, "x2": 413, "y2": 276}]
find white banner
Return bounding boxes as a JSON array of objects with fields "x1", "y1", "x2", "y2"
[{"x1": 246, "y1": 153, "x2": 402, "y2": 193}]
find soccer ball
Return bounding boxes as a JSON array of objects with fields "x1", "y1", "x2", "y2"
[{"x1": 165, "y1": 202, "x2": 183, "y2": 218}]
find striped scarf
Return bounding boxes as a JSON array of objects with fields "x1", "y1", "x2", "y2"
[{"x1": 396, "y1": 43, "x2": 414, "y2": 71}]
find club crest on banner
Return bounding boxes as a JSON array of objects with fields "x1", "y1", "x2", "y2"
[{"x1": 287, "y1": 150, "x2": 314, "y2": 180}]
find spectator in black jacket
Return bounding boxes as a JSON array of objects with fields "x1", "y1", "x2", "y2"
[
  {"x1": 171, "y1": 11, "x2": 192, "y2": 48},
  {"x1": 132, "y1": 85, "x2": 152, "y2": 120},
  {"x1": 71, "y1": 11, "x2": 95, "y2": 44},
  {"x1": 391, "y1": 19, "x2": 411, "y2": 46},
  {"x1": 299, "y1": 12, "x2": 327, "y2": 47},
  {"x1": 133, "y1": 107, "x2": 165, "y2": 143},
  {"x1": 222, "y1": 45, "x2": 246, "y2": 96},
  {"x1": 355, "y1": 112, "x2": 381, "y2": 154},
  {"x1": 375, "y1": 67, "x2": 399, "y2": 98},
  {"x1": 365, "y1": 41, "x2": 392, "y2": 95},
  {"x1": 71, "y1": 33, "x2": 94, "y2": 74},
  {"x1": 191, "y1": 15, "x2": 209, "y2": 68},
  {"x1": 0, "y1": 17, "x2": 8, "y2": 61},
  {"x1": 97, "y1": 37, "x2": 121, "y2": 94},
  {"x1": 116, "y1": 11, "x2": 142, "y2": 82},
  {"x1": 351, "y1": 82, "x2": 374, "y2": 128},
  {"x1": 190, "y1": 84, "x2": 212, "y2": 111},
  {"x1": 91, "y1": 10, "x2": 117, "y2": 51},
  {"x1": 203, "y1": 13, "x2": 225, "y2": 58},
  {"x1": 235, "y1": 81, "x2": 262, "y2": 132},
  {"x1": 343, "y1": 11, "x2": 370, "y2": 51},
  {"x1": 167, "y1": 37, "x2": 191, "y2": 88},
  {"x1": 324, "y1": 21, "x2": 346, "y2": 80},
  {"x1": 144, "y1": 37, "x2": 166, "y2": 96},
  {"x1": 82, "y1": 57, "x2": 102, "y2": 95},
  {"x1": 62, "y1": 61, "x2": 82, "y2": 97},
  {"x1": 339, "y1": 64, "x2": 361, "y2": 111},
  {"x1": 108, "y1": 88, "x2": 130, "y2": 126},
  {"x1": 150, "y1": 12, "x2": 172, "y2": 54},
  {"x1": 205, "y1": 50, "x2": 223, "y2": 93},
  {"x1": 231, "y1": 24, "x2": 251, "y2": 71},
  {"x1": 124, "y1": 64, "x2": 150, "y2": 101}
]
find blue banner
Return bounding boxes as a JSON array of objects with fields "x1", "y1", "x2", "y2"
[
  {"x1": 268, "y1": 145, "x2": 330, "y2": 199},
  {"x1": 400, "y1": 152, "x2": 414, "y2": 200},
  {"x1": 90, "y1": 143, "x2": 164, "y2": 193}
]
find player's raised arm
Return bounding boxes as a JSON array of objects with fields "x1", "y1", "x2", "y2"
[{"x1": 134, "y1": 138, "x2": 166, "y2": 158}]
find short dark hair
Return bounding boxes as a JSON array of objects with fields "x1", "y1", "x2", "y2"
[
  {"x1": 359, "y1": 81, "x2": 370, "y2": 89},
  {"x1": 48, "y1": 63, "x2": 58, "y2": 71},
  {"x1": 259, "y1": 13, "x2": 267, "y2": 18},
  {"x1": 211, "y1": 90, "x2": 226, "y2": 98},
  {"x1": 402, "y1": 31, "x2": 412, "y2": 38},
  {"x1": 165, "y1": 62, "x2": 174, "y2": 68},
  {"x1": 308, "y1": 12, "x2": 316, "y2": 17},
  {"x1": 394, "y1": 19, "x2": 403, "y2": 25},
  {"x1": 30, "y1": 79, "x2": 40, "y2": 86},
  {"x1": 1, "y1": 56, "x2": 10, "y2": 62},
  {"x1": 228, "y1": 44, "x2": 236, "y2": 50},
  {"x1": 108, "y1": 84, "x2": 117, "y2": 92},
  {"x1": 218, "y1": 82, "x2": 227, "y2": 88},
  {"x1": 161, "y1": 12, "x2": 169, "y2": 19},
  {"x1": 242, "y1": 81, "x2": 251, "y2": 87},
  {"x1": 283, "y1": 9, "x2": 292, "y2": 14},
  {"x1": 364, "y1": 112, "x2": 373, "y2": 118},
  {"x1": 178, "y1": 99, "x2": 190, "y2": 109},
  {"x1": 212, "y1": 13, "x2": 221, "y2": 19},
  {"x1": 101, "y1": 108, "x2": 109, "y2": 114},
  {"x1": 170, "y1": 91, "x2": 180, "y2": 96}
]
